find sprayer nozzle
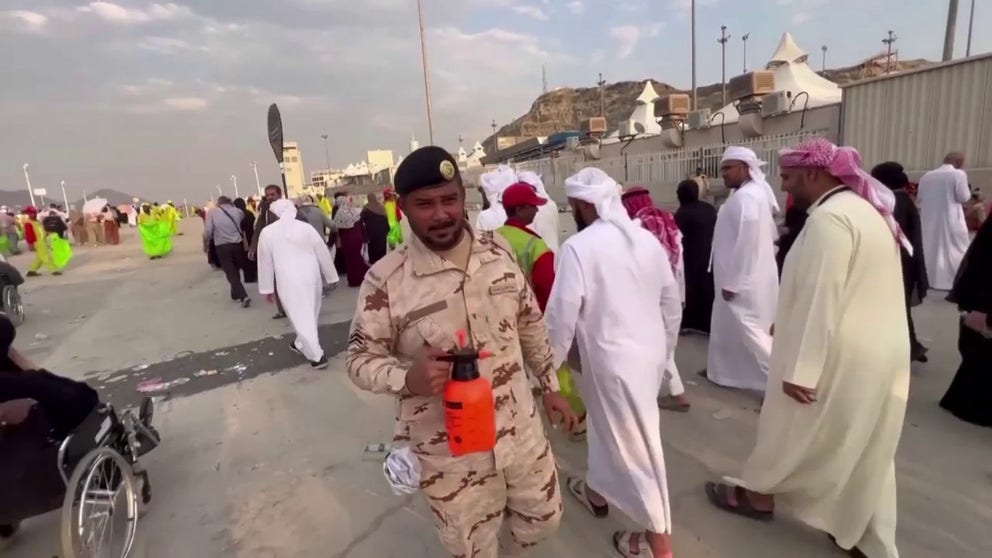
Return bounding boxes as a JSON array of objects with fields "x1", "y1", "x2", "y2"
[
  {"x1": 454, "y1": 329, "x2": 467, "y2": 349},
  {"x1": 478, "y1": 350, "x2": 493, "y2": 359}
]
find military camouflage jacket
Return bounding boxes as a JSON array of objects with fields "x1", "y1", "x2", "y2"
[{"x1": 346, "y1": 226, "x2": 560, "y2": 473}]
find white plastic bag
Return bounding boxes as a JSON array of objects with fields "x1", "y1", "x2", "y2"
[{"x1": 382, "y1": 445, "x2": 421, "y2": 495}]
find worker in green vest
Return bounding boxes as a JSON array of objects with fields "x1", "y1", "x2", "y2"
[
  {"x1": 496, "y1": 182, "x2": 555, "y2": 310},
  {"x1": 497, "y1": 182, "x2": 587, "y2": 438}
]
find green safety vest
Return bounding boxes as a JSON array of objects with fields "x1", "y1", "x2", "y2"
[{"x1": 496, "y1": 224, "x2": 549, "y2": 282}]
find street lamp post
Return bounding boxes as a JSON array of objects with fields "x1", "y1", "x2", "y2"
[
  {"x1": 966, "y1": 0, "x2": 976, "y2": 56},
  {"x1": 718, "y1": 26, "x2": 731, "y2": 107},
  {"x1": 690, "y1": 0, "x2": 697, "y2": 110},
  {"x1": 60, "y1": 180, "x2": 69, "y2": 210},
  {"x1": 321, "y1": 133, "x2": 331, "y2": 173},
  {"x1": 416, "y1": 0, "x2": 435, "y2": 144},
  {"x1": 943, "y1": 0, "x2": 959, "y2": 61},
  {"x1": 883, "y1": 30, "x2": 898, "y2": 73},
  {"x1": 742, "y1": 33, "x2": 750, "y2": 73},
  {"x1": 22, "y1": 164, "x2": 36, "y2": 208},
  {"x1": 821, "y1": 45, "x2": 828, "y2": 72},
  {"x1": 250, "y1": 161, "x2": 262, "y2": 197},
  {"x1": 230, "y1": 175, "x2": 239, "y2": 199}
]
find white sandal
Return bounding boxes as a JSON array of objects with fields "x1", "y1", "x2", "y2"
[
  {"x1": 612, "y1": 530, "x2": 672, "y2": 558},
  {"x1": 566, "y1": 476, "x2": 608, "y2": 517}
]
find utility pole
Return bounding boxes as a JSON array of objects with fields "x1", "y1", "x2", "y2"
[
  {"x1": 491, "y1": 119, "x2": 498, "y2": 158},
  {"x1": 250, "y1": 161, "x2": 261, "y2": 197},
  {"x1": 718, "y1": 26, "x2": 730, "y2": 107},
  {"x1": 742, "y1": 33, "x2": 750, "y2": 73},
  {"x1": 883, "y1": 30, "x2": 898, "y2": 73},
  {"x1": 821, "y1": 45, "x2": 828, "y2": 72},
  {"x1": 22, "y1": 164, "x2": 36, "y2": 208},
  {"x1": 943, "y1": 0, "x2": 959, "y2": 61},
  {"x1": 320, "y1": 133, "x2": 330, "y2": 173},
  {"x1": 416, "y1": 0, "x2": 435, "y2": 144},
  {"x1": 966, "y1": 0, "x2": 976, "y2": 57},
  {"x1": 230, "y1": 175, "x2": 239, "y2": 199},
  {"x1": 690, "y1": 0, "x2": 697, "y2": 110},
  {"x1": 597, "y1": 73, "x2": 607, "y2": 117},
  {"x1": 542, "y1": 64, "x2": 548, "y2": 94}
]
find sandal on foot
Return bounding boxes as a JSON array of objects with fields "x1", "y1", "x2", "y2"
[
  {"x1": 828, "y1": 534, "x2": 867, "y2": 558},
  {"x1": 704, "y1": 482, "x2": 774, "y2": 521},
  {"x1": 566, "y1": 477, "x2": 608, "y2": 518},
  {"x1": 658, "y1": 397, "x2": 690, "y2": 412},
  {"x1": 611, "y1": 530, "x2": 671, "y2": 558},
  {"x1": 569, "y1": 415, "x2": 588, "y2": 442}
]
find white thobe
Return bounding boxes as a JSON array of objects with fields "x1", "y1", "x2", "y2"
[
  {"x1": 533, "y1": 200, "x2": 561, "y2": 253},
  {"x1": 707, "y1": 181, "x2": 779, "y2": 391},
  {"x1": 918, "y1": 164, "x2": 971, "y2": 290},
  {"x1": 475, "y1": 206, "x2": 506, "y2": 232},
  {"x1": 727, "y1": 190, "x2": 908, "y2": 558},
  {"x1": 545, "y1": 220, "x2": 682, "y2": 533},
  {"x1": 258, "y1": 219, "x2": 338, "y2": 362}
]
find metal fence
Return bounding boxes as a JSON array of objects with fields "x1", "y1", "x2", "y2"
[{"x1": 467, "y1": 128, "x2": 831, "y2": 206}]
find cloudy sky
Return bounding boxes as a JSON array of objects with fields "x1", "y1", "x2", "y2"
[{"x1": 0, "y1": 0, "x2": 988, "y2": 202}]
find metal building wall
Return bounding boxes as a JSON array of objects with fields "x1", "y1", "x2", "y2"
[{"x1": 840, "y1": 54, "x2": 992, "y2": 187}]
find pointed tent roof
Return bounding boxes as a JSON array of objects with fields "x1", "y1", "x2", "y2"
[
  {"x1": 768, "y1": 32, "x2": 808, "y2": 67},
  {"x1": 636, "y1": 81, "x2": 661, "y2": 105}
]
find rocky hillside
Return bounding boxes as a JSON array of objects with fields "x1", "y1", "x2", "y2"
[{"x1": 495, "y1": 59, "x2": 932, "y2": 140}]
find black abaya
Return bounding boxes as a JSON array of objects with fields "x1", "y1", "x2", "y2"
[
  {"x1": 360, "y1": 208, "x2": 389, "y2": 265},
  {"x1": 674, "y1": 199, "x2": 717, "y2": 333},
  {"x1": 940, "y1": 217, "x2": 992, "y2": 427}
]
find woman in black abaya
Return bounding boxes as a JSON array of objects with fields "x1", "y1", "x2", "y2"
[{"x1": 940, "y1": 216, "x2": 992, "y2": 427}]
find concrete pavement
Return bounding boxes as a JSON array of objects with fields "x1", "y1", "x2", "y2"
[{"x1": 3, "y1": 219, "x2": 991, "y2": 557}]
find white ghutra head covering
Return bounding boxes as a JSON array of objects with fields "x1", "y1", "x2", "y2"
[
  {"x1": 721, "y1": 146, "x2": 781, "y2": 214},
  {"x1": 270, "y1": 198, "x2": 297, "y2": 220},
  {"x1": 564, "y1": 167, "x2": 641, "y2": 245},
  {"x1": 516, "y1": 170, "x2": 549, "y2": 200},
  {"x1": 479, "y1": 164, "x2": 518, "y2": 205}
]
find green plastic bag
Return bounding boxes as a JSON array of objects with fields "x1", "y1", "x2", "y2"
[
  {"x1": 556, "y1": 364, "x2": 585, "y2": 415},
  {"x1": 49, "y1": 234, "x2": 73, "y2": 269}
]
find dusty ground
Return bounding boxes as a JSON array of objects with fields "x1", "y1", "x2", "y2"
[{"x1": 3, "y1": 219, "x2": 991, "y2": 558}]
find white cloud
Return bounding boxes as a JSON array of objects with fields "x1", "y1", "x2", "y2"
[
  {"x1": 610, "y1": 25, "x2": 641, "y2": 59},
  {"x1": 137, "y1": 36, "x2": 207, "y2": 55},
  {"x1": 120, "y1": 78, "x2": 174, "y2": 96},
  {"x1": 645, "y1": 22, "x2": 665, "y2": 37},
  {"x1": 161, "y1": 97, "x2": 207, "y2": 111},
  {"x1": 511, "y1": 5, "x2": 549, "y2": 21},
  {"x1": 567, "y1": 1, "x2": 585, "y2": 14},
  {"x1": 792, "y1": 11, "x2": 812, "y2": 24},
  {"x1": 77, "y1": 2, "x2": 193, "y2": 25},
  {"x1": 2, "y1": 10, "x2": 49, "y2": 32}
]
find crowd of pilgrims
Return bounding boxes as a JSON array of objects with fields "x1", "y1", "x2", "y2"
[{"x1": 355, "y1": 140, "x2": 987, "y2": 558}]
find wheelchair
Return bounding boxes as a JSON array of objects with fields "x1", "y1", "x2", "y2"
[
  {"x1": 0, "y1": 253, "x2": 24, "y2": 326},
  {"x1": 0, "y1": 396, "x2": 160, "y2": 557}
]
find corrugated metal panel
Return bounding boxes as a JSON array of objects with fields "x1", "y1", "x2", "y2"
[{"x1": 841, "y1": 56, "x2": 992, "y2": 173}]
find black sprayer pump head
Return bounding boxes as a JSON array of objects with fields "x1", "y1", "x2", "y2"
[{"x1": 437, "y1": 330, "x2": 491, "y2": 381}]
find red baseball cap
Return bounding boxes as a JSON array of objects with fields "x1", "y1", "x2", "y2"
[{"x1": 501, "y1": 182, "x2": 547, "y2": 209}]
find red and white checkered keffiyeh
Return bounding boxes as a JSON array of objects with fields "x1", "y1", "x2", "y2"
[
  {"x1": 779, "y1": 137, "x2": 913, "y2": 255},
  {"x1": 621, "y1": 186, "x2": 682, "y2": 269}
]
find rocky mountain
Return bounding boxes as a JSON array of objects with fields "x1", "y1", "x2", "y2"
[
  {"x1": 494, "y1": 59, "x2": 932, "y2": 140},
  {"x1": 0, "y1": 188, "x2": 140, "y2": 209}
]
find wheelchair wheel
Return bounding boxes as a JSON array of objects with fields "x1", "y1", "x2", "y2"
[
  {"x1": 60, "y1": 447, "x2": 139, "y2": 558},
  {"x1": 1, "y1": 285, "x2": 24, "y2": 326}
]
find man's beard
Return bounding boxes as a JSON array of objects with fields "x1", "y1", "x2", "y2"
[
  {"x1": 417, "y1": 219, "x2": 463, "y2": 251},
  {"x1": 572, "y1": 211, "x2": 588, "y2": 231}
]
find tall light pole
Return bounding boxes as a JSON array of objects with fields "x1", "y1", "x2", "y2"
[
  {"x1": 966, "y1": 0, "x2": 976, "y2": 56},
  {"x1": 597, "y1": 72, "x2": 607, "y2": 117},
  {"x1": 883, "y1": 30, "x2": 898, "y2": 73},
  {"x1": 251, "y1": 161, "x2": 262, "y2": 197},
  {"x1": 491, "y1": 119, "x2": 498, "y2": 161},
  {"x1": 230, "y1": 175, "x2": 239, "y2": 199},
  {"x1": 718, "y1": 26, "x2": 730, "y2": 107},
  {"x1": 60, "y1": 180, "x2": 69, "y2": 210},
  {"x1": 821, "y1": 45, "x2": 828, "y2": 72},
  {"x1": 943, "y1": 0, "x2": 959, "y2": 61},
  {"x1": 216, "y1": 184, "x2": 223, "y2": 197},
  {"x1": 690, "y1": 0, "x2": 697, "y2": 110},
  {"x1": 742, "y1": 33, "x2": 750, "y2": 73},
  {"x1": 416, "y1": 0, "x2": 435, "y2": 144},
  {"x1": 22, "y1": 164, "x2": 36, "y2": 208},
  {"x1": 320, "y1": 133, "x2": 330, "y2": 172}
]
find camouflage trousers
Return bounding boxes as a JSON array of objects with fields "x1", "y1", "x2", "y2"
[{"x1": 419, "y1": 442, "x2": 563, "y2": 558}]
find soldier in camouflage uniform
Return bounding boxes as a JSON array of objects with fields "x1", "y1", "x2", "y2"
[{"x1": 346, "y1": 146, "x2": 577, "y2": 557}]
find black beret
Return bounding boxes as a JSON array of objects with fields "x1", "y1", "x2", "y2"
[{"x1": 393, "y1": 146, "x2": 460, "y2": 195}]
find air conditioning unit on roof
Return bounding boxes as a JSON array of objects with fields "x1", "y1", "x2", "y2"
[
  {"x1": 761, "y1": 91, "x2": 792, "y2": 118},
  {"x1": 728, "y1": 71, "x2": 775, "y2": 102},
  {"x1": 687, "y1": 109, "x2": 712, "y2": 129}
]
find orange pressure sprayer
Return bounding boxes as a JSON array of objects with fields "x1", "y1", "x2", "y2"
[{"x1": 440, "y1": 330, "x2": 496, "y2": 457}]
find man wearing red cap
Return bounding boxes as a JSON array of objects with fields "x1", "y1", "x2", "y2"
[
  {"x1": 22, "y1": 207, "x2": 61, "y2": 277},
  {"x1": 496, "y1": 182, "x2": 555, "y2": 310}
]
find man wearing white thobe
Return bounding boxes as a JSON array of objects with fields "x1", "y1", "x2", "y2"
[
  {"x1": 918, "y1": 152, "x2": 971, "y2": 290},
  {"x1": 545, "y1": 167, "x2": 681, "y2": 558},
  {"x1": 706, "y1": 146, "x2": 779, "y2": 392},
  {"x1": 475, "y1": 165, "x2": 516, "y2": 232},
  {"x1": 517, "y1": 170, "x2": 561, "y2": 253},
  {"x1": 257, "y1": 199, "x2": 339, "y2": 369},
  {"x1": 706, "y1": 138, "x2": 910, "y2": 558}
]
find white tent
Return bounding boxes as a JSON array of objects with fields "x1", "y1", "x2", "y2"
[
  {"x1": 711, "y1": 32, "x2": 842, "y2": 124},
  {"x1": 619, "y1": 82, "x2": 663, "y2": 135}
]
